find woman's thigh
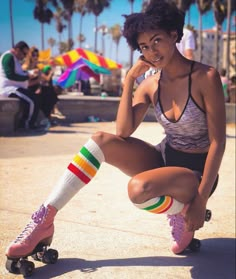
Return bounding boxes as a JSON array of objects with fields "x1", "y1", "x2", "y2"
[
  {"x1": 128, "y1": 166, "x2": 199, "y2": 204},
  {"x1": 91, "y1": 131, "x2": 163, "y2": 177}
]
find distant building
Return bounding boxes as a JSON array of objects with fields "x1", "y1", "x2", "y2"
[
  {"x1": 195, "y1": 29, "x2": 236, "y2": 77},
  {"x1": 222, "y1": 32, "x2": 236, "y2": 78}
]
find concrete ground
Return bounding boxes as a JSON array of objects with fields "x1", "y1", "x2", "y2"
[{"x1": 0, "y1": 122, "x2": 235, "y2": 279}]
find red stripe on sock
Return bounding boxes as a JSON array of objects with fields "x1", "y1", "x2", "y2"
[
  {"x1": 158, "y1": 198, "x2": 173, "y2": 214},
  {"x1": 68, "y1": 163, "x2": 91, "y2": 184}
]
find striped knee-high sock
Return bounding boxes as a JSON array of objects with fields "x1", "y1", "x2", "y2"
[
  {"x1": 134, "y1": 196, "x2": 184, "y2": 215},
  {"x1": 45, "y1": 139, "x2": 105, "y2": 210}
]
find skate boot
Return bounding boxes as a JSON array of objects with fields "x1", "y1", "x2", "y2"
[
  {"x1": 6, "y1": 204, "x2": 57, "y2": 259},
  {"x1": 167, "y1": 210, "x2": 194, "y2": 254}
]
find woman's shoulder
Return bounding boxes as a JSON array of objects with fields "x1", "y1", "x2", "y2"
[{"x1": 192, "y1": 61, "x2": 219, "y2": 81}]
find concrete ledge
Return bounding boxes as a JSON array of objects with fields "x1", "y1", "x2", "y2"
[
  {"x1": 0, "y1": 97, "x2": 22, "y2": 136},
  {"x1": 57, "y1": 95, "x2": 156, "y2": 122},
  {"x1": 57, "y1": 95, "x2": 236, "y2": 124},
  {"x1": 0, "y1": 95, "x2": 235, "y2": 136},
  {"x1": 225, "y1": 103, "x2": 236, "y2": 124}
]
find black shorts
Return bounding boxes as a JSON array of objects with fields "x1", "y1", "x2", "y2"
[{"x1": 163, "y1": 143, "x2": 218, "y2": 196}]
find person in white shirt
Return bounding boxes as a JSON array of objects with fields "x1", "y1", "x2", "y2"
[
  {"x1": 0, "y1": 41, "x2": 40, "y2": 129},
  {"x1": 176, "y1": 27, "x2": 196, "y2": 60}
]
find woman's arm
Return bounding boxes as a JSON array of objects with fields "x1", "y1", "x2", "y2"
[
  {"x1": 116, "y1": 56, "x2": 156, "y2": 137},
  {"x1": 186, "y1": 67, "x2": 226, "y2": 231}
]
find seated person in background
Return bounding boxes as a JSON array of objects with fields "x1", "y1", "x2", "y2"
[
  {"x1": 23, "y1": 47, "x2": 64, "y2": 124},
  {"x1": 0, "y1": 41, "x2": 40, "y2": 130},
  {"x1": 22, "y1": 46, "x2": 41, "y2": 95},
  {"x1": 41, "y1": 65, "x2": 65, "y2": 121}
]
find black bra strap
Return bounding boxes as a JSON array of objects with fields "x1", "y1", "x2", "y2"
[{"x1": 188, "y1": 61, "x2": 195, "y2": 95}]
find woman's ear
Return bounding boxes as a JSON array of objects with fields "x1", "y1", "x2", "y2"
[{"x1": 171, "y1": 31, "x2": 178, "y2": 43}]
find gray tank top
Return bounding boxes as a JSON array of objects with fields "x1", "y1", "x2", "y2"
[{"x1": 154, "y1": 62, "x2": 210, "y2": 150}]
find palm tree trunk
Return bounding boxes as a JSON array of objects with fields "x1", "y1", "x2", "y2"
[
  {"x1": 116, "y1": 43, "x2": 119, "y2": 62},
  {"x1": 41, "y1": 23, "x2": 45, "y2": 50},
  {"x1": 129, "y1": 1, "x2": 134, "y2": 67},
  {"x1": 226, "y1": 0, "x2": 232, "y2": 79},
  {"x1": 94, "y1": 16, "x2": 98, "y2": 53},
  {"x1": 79, "y1": 15, "x2": 83, "y2": 48},
  {"x1": 9, "y1": 0, "x2": 14, "y2": 47},
  {"x1": 198, "y1": 15, "x2": 203, "y2": 62},
  {"x1": 214, "y1": 24, "x2": 219, "y2": 70}
]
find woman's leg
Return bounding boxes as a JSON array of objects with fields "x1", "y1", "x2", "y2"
[
  {"x1": 6, "y1": 131, "x2": 164, "y2": 258},
  {"x1": 45, "y1": 131, "x2": 163, "y2": 210}
]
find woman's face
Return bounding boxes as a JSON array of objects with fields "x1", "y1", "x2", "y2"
[
  {"x1": 31, "y1": 50, "x2": 39, "y2": 61},
  {"x1": 137, "y1": 29, "x2": 177, "y2": 68}
]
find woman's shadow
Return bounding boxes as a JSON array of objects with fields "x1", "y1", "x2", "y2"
[{"x1": 32, "y1": 237, "x2": 235, "y2": 279}]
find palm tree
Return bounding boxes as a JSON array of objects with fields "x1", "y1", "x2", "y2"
[
  {"x1": 33, "y1": 0, "x2": 55, "y2": 50},
  {"x1": 212, "y1": 0, "x2": 227, "y2": 70},
  {"x1": 9, "y1": 0, "x2": 14, "y2": 47},
  {"x1": 128, "y1": 0, "x2": 135, "y2": 67},
  {"x1": 58, "y1": 41, "x2": 69, "y2": 54},
  {"x1": 75, "y1": 0, "x2": 87, "y2": 48},
  {"x1": 110, "y1": 24, "x2": 122, "y2": 61},
  {"x1": 77, "y1": 33, "x2": 86, "y2": 47},
  {"x1": 54, "y1": 7, "x2": 67, "y2": 45},
  {"x1": 48, "y1": 37, "x2": 56, "y2": 55},
  {"x1": 196, "y1": 0, "x2": 213, "y2": 62},
  {"x1": 85, "y1": 0, "x2": 111, "y2": 53},
  {"x1": 58, "y1": 0, "x2": 76, "y2": 51},
  {"x1": 174, "y1": 0, "x2": 196, "y2": 25},
  {"x1": 98, "y1": 24, "x2": 108, "y2": 55}
]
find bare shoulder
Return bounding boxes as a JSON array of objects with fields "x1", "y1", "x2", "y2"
[
  {"x1": 192, "y1": 61, "x2": 224, "y2": 108},
  {"x1": 193, "y1": 61, "x2": 220, "y2": 82}
]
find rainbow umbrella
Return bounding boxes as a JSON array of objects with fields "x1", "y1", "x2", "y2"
[
  {"x1": 53, "y1": 48, "x2": 122, "y2": 70},
  {"x1": 56, "y1": 57, "x2": 111, "y2": 88}
]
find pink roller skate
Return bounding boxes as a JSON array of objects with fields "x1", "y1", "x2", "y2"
[
  {"x1": 168, "y1": 207, "x2": 212, "y2": 254},
  {"x1": 168, "y1": 212, "x2": 196, "y2": 254},
  {"x1": 5, "y1": 204, "x2": 58, "y2": 277}
]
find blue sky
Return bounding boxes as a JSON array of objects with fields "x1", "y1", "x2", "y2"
[{"x1": 0, "y1": 0, "x2": 230, "y2": 65}]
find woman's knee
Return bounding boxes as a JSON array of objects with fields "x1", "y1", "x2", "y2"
[
  {"x1": 91, "y1": 131, "x2": 120, "y2": 148},
  {"x1": 128, "y1": 176, "x2": 151, "y2": 204}
]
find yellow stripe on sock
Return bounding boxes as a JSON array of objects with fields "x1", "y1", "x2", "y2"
[
  {"x1": 150, "y1": 196, "x2": 172, "y2": 214},
  {"x1": 73, "y1": 154, "x2": 96, "y2": 177}
]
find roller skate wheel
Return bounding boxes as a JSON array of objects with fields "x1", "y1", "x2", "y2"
[
  {"x1": 189, "y1": 238, "x2": 201, "y2": 251},
  {"x1": 32, "y1": 252, "x2": 43, "y2": 261},
  {"x1": 19, "y1": 259, "x2": 35, "y2": 277},
  {"x1": 42, "y1": 249, "x2": 58, "y2": 264},
  {"x1": 5, "y1": 259, "x2": 19, "y2": 274},
  {"x1": 205, "y1": 209, "x2": 212, "y2": 222}
]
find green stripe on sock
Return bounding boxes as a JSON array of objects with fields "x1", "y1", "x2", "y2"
[
  {"x1": 144, "y1": 196, "x2": 165, "y2": 211},
  {"x1": 80, "y1": 146, "x2": 100, "y2": 169}
]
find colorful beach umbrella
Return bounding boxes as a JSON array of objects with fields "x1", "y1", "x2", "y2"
[
  {"x1": 56, "y1": 57, "x2": 111, "y2": 88},
  {"x1": 53, "y1": 48, "x2": 122, "y2": 70}
]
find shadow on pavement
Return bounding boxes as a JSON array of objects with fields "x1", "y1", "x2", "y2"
[{"x1": 32, "y1": 238, "x2": 235, "y2": 279}]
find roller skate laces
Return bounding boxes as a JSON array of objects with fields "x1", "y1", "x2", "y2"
[
  {"x1": 14, "y1": 205, "x2": 47, "y2": 244},
  {"x1": 6, "y1": 205, "x2": 57, "y2": 258},
  {"x1": 167, "y1": 213, "x2": 194, "y2": 254}
]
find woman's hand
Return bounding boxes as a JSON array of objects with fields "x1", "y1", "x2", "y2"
[
  {"x1": 184, "y1": 193, "x2": 207, "y2": 232},
  {"x1": 126, "y1": 55, "x2": 156, "y2": 80}
]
